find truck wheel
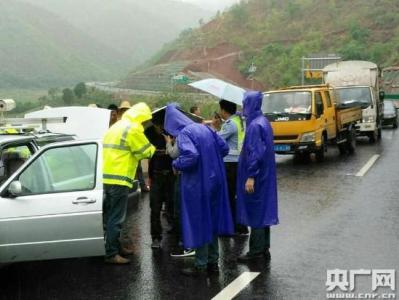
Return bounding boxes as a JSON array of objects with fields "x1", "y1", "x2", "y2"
[
  {"x1": 377, "y1": 125, "x2": 382, "y2": 139},
  {"x1": 338, "y1": 143, "x2": 347, "y2": 155},
  {"x1": 369, "y1": 130, "x2": 377, "y2": 144},
  {"x1": 315, "y1": 137, "x2": 326, "y2": 162},
  {"x1": 347, "y1": 128, "x2": 357, "y2": 154}
]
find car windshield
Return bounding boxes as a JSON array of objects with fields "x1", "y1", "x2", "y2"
[
  {"x1": 384, "y1": 101, "x2": 395, "y2": 113},
  {"x1": 263, "y1": 91, "x2": 312, "y2": 114},
  {"x1": 336, "y1": 87, "x2": 372, "y2": 105}
]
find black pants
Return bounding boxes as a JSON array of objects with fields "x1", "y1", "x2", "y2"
[
  {"x1": 150, "y1": 172, "x2": 175, "y2": 240},
  {"x1": 225, "y1": 162, "x2": 247, "y2": 233}
]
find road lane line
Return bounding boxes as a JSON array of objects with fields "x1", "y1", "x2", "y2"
[
  {"x1": 355, "y1": 154, "x2": 380, "y2": 177},
  {"x1": 212, "y1": 272, "x2": 260, "y2": 300}
]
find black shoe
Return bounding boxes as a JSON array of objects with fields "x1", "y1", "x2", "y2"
[
  {"x1": 264, "y1": 249, "x2": 271, "y2": 261},
  {"x1": 236, "y1": 227, "x2": 249, "y2": 235},
  {"x1": 237, "y1": 252, "x2": 264, "y2": 263},
  {"x1": 151, "y1": 239, "x2": 161, "y2": 249},
  {"x1": 181, "y1": 266, "x2": 207, "y2": 277},
  {"x1": 207, "y1": 263, "x2": 219, "y2": 274}
]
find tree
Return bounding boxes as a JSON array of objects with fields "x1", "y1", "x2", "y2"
[
  {"x1": 62, "y1": 88, "x2": 74, "y2": 106},
  {"x1": 73, "y1": 82, "x2": 87, "y2": 99},
  {"x1": 48, "y1": 87, "x2": 60, "y2": 101}
]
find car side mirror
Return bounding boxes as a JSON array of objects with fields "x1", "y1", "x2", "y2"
[{"x1": 8, "y1": 181, "x2": 22, "y2": 197}]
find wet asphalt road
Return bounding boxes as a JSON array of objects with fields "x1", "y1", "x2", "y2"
[{"x1": 1, "y1": 128, "x2": 399, "y2": 300}]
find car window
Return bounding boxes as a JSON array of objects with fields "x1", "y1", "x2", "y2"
[
  {"x1": 315, "y1": 92, "x2": 324, "y2": 117},
  {"x1": 0, "y1": 144, "x2": 34, "y2": 185},
  {"x1": 323, "y1": 91, "x2": 332, "y2": 108},
  {"x1": 17, "y1": 143, "x2": 97, "y2": 195},
  {"x1": 384, "y1": 101, "x2": 395, "y2": 113}
]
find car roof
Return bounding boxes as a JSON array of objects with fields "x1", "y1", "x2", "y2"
[
  {"x1": 0, "y1": 132, "x2": 75, "y2": 146},
  {"x1": 0, "y1": 135, "x2": 35, "y2": 144}
]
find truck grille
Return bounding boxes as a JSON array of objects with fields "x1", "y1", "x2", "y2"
[{"x1": 274, "y1": 135, "x2": 298, "y2": 141}]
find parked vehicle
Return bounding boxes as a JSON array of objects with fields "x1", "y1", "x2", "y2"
[
  {"x1": 382, "y1": 101, "x2": 398, "y2": 128},
  {"x1": 0, "y1": 140, "x2": 105, "y2": 263},
  {"x1": 381, "y1": 66, "x2": 399, "y2": 109},
  {"x1": 263, "y1": 84, "x2": 362, "y2": 162},
  {"x1": 323, "y1": 61, "x2": 383, "y2": 143}
]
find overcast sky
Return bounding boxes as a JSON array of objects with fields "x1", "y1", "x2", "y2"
[{"x1": 179, "y1": 0, "x2": 240, "y2": 11}]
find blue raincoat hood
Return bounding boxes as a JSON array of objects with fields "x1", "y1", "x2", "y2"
[
  {"x1": 243, "y1": 91, "x2": 263, "y2": 125},
  {"x1": 164, "y1": 104, "x2": 194, "y2": 137}
]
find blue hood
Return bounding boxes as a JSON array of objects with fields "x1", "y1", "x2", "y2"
[
  {"x1": 164, "y1": 104, "x2": 194, "y2": 137},
  {"x1": 243, "y1": 91, "x2": 263, "y2": 125}
]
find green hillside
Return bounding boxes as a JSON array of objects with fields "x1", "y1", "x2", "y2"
[
  {"x1": 22, "y1": 0, "x2": 212, "y2": 68},
  {"x1": 147, "y1": 0, "x2": 399, "y2": 89},
  {"x1": 0, "y1": 0, "x2": 128, "y2": 88},
  {"x1": 0, "y1": 0, "x2": 211, "y2": 89}
]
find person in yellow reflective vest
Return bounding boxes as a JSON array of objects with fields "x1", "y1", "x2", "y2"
[
  {"x1": 103, "y1": 102, "x2": 155, "y2": 264},
  {"x1": 213, "y1": 99, "x2": 248, "y2": 235}
]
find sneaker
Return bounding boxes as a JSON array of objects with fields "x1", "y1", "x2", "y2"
[
  {"x1": 151, "y1": 239, "x2": 161, "y2": 249},
  {"x1": 170, "y1": 248, "x2": 196, "y2": 258},
  {"x1": 104, "y1": 254, "x2": 130, "y2": 265}
]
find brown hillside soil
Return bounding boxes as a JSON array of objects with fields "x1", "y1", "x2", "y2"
[{"x1": 159, "y1": 43, "x2": 264, "y2": 90}]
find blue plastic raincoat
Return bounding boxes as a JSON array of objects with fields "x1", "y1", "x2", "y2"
[
  {"x1": 164, "y1": 104, "x2": 234, "y2": 248},
  {"x1": 237, "y1": 91, "x2": 279, "y2": 228}
]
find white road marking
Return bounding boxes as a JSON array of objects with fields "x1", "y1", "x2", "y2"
[
  {"x1": 355, "y1": 154, "x2": 380, "y2": 177},
  {"x1": 212, "y1": 272, "x2": 260, "y2": 300}
]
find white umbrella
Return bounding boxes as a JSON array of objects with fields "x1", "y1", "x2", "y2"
[{"x1": 189, "y1": 78, "x2": 246, "y2": 106}]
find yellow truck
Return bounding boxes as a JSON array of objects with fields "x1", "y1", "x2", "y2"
[{"x1": 262, "y1": 84, "x2": 362, "y2": 161}]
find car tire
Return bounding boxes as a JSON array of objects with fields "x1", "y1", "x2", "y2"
[{"x1": 393, "y1": 120, "x2": 398, "y2": 129}]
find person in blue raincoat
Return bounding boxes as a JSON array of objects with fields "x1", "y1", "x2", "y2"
[
  {"x1": 236, "y1": 91, "x2": 279, "y2": 262},
  {"x1": 164, "y1": 104, "x2": 234, "y2": 276}
]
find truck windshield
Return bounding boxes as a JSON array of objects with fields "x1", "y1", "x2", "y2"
[
  {"x1": 263, "y1": 92, "x2": 312, "y2": 114},
  {"x1": 336, "y1": 87, "x2": 372, "y2": 106}
]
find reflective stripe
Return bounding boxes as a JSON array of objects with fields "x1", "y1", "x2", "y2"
[
  {"x1": 133, "y1": 143, "x2": 151, "y2": 155},
  {"x1": 231, "y1": 115, "x2": 245, "y2": 152},
  {"x1": 120, "y1": 125, "x2": 132, "y2": 146},
  {"x1": 103, "y1": 174, "x2": 134, "y2": 185},
  {"x1": 103, "y1": 144, "x2": 130, "y2": 151}
]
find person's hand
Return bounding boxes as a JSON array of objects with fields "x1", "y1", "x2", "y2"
[
  {"x1": 245, "y1": 178, "x2": 255, "y2": 194},
  {"x1": 211, "y1": 116, "x2": 222, "y2": 131},
  {"x1": 163, "y1": 134, "x2": 172, "y2": 144},
  {"x1": 172, "y1": 167, "x2": 178, "y2": 175}
]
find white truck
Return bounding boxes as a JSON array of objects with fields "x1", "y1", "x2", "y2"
[{"x1": 323, "y1": 61, "x2": 383, "y2": 143}]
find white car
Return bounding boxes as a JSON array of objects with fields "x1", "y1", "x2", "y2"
[{"x1": 0, "y1": 140, "x2": 106, "y2": 263}]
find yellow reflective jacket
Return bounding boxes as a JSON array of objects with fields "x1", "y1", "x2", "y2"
[{"x1": 103, "y1": 103, "x2": 155, "y2": 188}]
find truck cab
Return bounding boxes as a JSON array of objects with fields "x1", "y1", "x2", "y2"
[
  {"x1": 334, "y1": 85, "x2": 382, "y2": 142},
  {"x1": 263, "y1": 85, "x2": 361, "y2": 161},
  {"x1": 323, "y1": 61, "x2": 383, "y2": 143}
]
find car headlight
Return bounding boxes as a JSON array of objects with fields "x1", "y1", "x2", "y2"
[
  {"x1": 300, "y1": 132, "x2": 316, "y2": 143},
  {"x1": 362, "y1": 116, "x2": 375, "y2": 123}
]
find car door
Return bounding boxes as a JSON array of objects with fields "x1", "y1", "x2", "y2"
[
  {"x1": 322, "y1": 90, "x2": 337, "y2": 139},
  {"x1": 0, "y1": 141, "x2": 105, "y2": 263}
]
